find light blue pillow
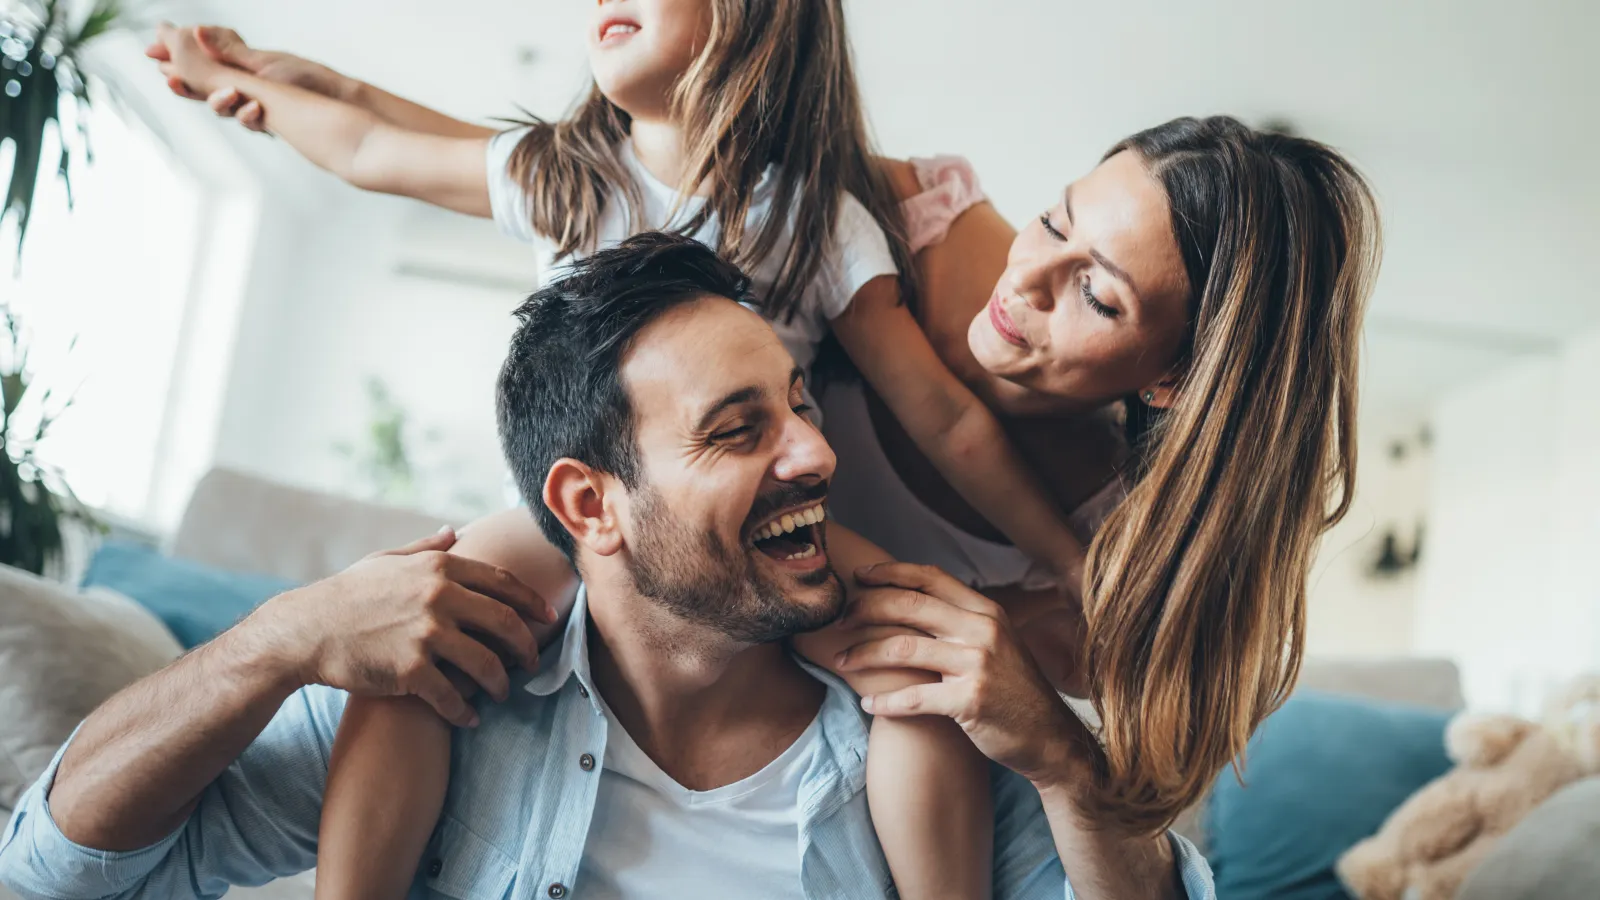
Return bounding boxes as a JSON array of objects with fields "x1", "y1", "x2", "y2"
[
  {"x1": 80, "y1": 541, "x2": 296, "y2": 648},
  {"x1": 1205, "y1": 691, "x2": 1454, "y2": 900}
]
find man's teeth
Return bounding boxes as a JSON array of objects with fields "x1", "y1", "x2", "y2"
[
  {"x1": 752, "y1": 504, "x2": 826, "y2": 542},
  {"x1": 603, "y1": 23, "x2": 640, "y2": 38},
  {"x1": 783, "y1": 545, "x2": 818, "y2": 561}
]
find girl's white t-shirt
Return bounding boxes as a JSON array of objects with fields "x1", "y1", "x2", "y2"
[{"x1": 485, "y1": 128, "x2": 899, "y2": 375}]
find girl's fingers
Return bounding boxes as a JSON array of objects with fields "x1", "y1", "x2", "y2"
[
  {"x1": 165, "y1": 76, "x2": 202, "y2": 101},
  {"x1": 240, "y1": 100, "x2": 266, "y2": 132},
  {"x1": 853, "y1": 562, "x2": 1001, "y2": 617},
  {"x1": 145, "y1": 41, "x2": 171, "y2": 61},
  {"x1": 834, "y1": 634, "x2": 980, "y2": 676},
  {"x1": 207, "y1": 87, "x2": 242, "y2": 116}
]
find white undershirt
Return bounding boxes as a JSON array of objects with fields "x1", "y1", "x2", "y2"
[{"x1": 576, "y1": 697, "x2": 821, "y2": 899}]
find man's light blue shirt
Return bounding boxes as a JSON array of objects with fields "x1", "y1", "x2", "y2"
[{"x1": 1, "y1": 588, "x2": 1215, "y2": 899}]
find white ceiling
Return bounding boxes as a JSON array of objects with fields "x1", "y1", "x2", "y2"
[{"x1": 193, "y1": 0, "x2": 1599, "y2": 429}]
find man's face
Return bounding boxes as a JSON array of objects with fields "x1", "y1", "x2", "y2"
[{"x1": 614, "y1": 296, "x2": 843, "y2": 643}]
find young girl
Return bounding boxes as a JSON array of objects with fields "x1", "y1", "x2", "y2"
[{"x1": 151, "y1": 4, "x2": 1086, "y2": 898}]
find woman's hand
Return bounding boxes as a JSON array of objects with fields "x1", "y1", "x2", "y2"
[
  {"x1": 834, "y1": 562, "x2": 1096, "y2": 791},
  {"x1": 146, "y1": 25, "x2": 350, "y2": 132}
]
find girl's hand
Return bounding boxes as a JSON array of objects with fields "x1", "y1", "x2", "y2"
[
  {"x1": 834, "y1": 562, "x2": 1096, "y2": 792},
  {"x1": 147, "y1": 26, "x2": 349, "y2": 133},
  {"x1": 148, "y1": 23, "x2": 232, "y2": 103}
]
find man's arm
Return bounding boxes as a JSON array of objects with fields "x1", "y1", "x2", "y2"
[
  {"x1": 0, "y1": 677, "x2": 341, "y2": 900},
  {"x1": 0, "y1": 529, "x2": 553, "y2": 899}
]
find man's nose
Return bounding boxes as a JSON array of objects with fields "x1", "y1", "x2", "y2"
[{"x1": 772, "y1": 411, "x2": 836, "y2": 485}]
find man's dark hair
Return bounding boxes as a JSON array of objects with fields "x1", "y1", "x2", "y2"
[{"x1": 497, "y1": 233, "x2": 754, "y2": 559}]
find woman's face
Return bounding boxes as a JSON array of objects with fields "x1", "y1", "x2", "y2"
[
  {"x1": 588, "y1": 0, "x2": 712, "y2": 117},
  {"x1": 969, "y1": 151, "x2": 1193, "y2": 405}
]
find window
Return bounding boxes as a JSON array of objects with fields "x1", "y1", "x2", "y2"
[{"x1": 2, "y1": 89, "x2": 203, "y2": 520}]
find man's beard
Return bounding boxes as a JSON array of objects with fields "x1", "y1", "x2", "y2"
[{"x1": 626, "y1": 481, "x2": 844, "y2": 644}]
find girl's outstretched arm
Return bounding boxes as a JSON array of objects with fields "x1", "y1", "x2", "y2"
[{"x1": 151, "y1": 24, "x2": 492, "y2": 217}]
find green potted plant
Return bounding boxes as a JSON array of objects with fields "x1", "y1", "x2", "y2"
[
  {"x1": 1, "y1": 0, "x2": 123, "y2": 265},
  {"x1": 0, "y1": 302, "x2": 96, "y2": 576}
]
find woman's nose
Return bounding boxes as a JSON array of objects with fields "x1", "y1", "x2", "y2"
[{"x1": 1007, "y1": 264, "x2": 1056, "y2": 313}]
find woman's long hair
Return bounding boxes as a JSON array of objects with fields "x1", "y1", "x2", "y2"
[
  {"x1": 504, "y1": 0, "x2": 915, "y2": 320},
  {"x1": 1084, "y1": 116, "x2": 1382, "y2": 833}
]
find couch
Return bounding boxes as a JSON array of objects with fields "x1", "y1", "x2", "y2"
[{"x1": 3, "y1": 468, "x2": 1590, "y2": 898}]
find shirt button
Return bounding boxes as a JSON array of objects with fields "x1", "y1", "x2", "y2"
[
  {"x1": 548, "y1": 884, "x2": 569, "y2": 899},
  {"x1": 578, "y1": 684, "x2": 590, "y2": 699},
  {"x1": 427, "y1": 858, "x2": 443, "y2": 878},
  {"x1": 579, "y1": 753, "x2": 596, "y2": 772}
]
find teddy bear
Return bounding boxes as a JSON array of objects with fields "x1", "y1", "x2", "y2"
[{"x1": 1335, "y1": 675, "x2": 1600, "y2": 900}]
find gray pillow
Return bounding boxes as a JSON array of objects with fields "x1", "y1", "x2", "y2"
[
  {"x1": 0, "y1": 564, "x2": 182, "y2": 806},
  {"x1": 1456, "y1": 776, "x2": 1600, "y2": 900}
]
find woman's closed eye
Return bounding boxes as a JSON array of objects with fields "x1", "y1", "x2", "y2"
[
  {"x1": 1039, "y1": 211, "x2": 1066, "y2": 241},
  {"x1": 1080, "y1": 278, "x2": 1118, "y2": 319},
  {"x1": 1043, "y1": 211, "x2": 1119, "y2": 319}
]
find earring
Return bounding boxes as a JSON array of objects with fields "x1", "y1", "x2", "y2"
[{"x1": 1142, "y1": 390, "x2": 1156, "y2": 404}]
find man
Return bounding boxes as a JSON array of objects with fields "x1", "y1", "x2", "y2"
[{"x1": 0, "y1": 234, "x2": 1211, "y2": 899}]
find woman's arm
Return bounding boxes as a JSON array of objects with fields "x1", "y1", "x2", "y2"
[
  {"x1": 151, "y1": 24, "x2": 492, "y2": 216},
  {"x1": 314, "y1": 509, "x2": 579, "y2": 899},
  {"x1": 830, "y1": 277, "x2": 1087, "y2": 588}
]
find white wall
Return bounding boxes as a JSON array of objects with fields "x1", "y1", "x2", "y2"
[
  {"x1": 211, "y1": 187, "x2": 529, "y2": 518},
  {"x1": 1415, "y1": 327, "x2": 1600, "y2": 713},
  {"x1": 1305, "y1": 427, "x2": 1430, "y2": 657}
]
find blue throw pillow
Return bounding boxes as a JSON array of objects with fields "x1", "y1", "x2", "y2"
[
  {"x1": 1205, "y1": 691, "x2": 1454, "y2": 900},
  {"x1": 81, "y1": 541, "x2": 296, "y2": 649}
]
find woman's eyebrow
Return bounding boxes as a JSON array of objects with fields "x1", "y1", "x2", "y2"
[{"x1": 1064, "y1": 184, "x2": 1145, "y2": 303}]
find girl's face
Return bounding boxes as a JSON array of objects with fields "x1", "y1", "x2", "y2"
[
  {"x1": 588, "y1": 0, "x2": 712, "y2": 118},
  {"x1": 968, "y1": 151, "x2": 1194, "y2": 406}
]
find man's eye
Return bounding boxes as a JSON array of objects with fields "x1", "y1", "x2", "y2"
[
  {"x1": 792, "y1": 404, "x2": 813, "y2": 417},
  {"x1": 712, "y1": 426, "x2": 754, "y2": 441}
]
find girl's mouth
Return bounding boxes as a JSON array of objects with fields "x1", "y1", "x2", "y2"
[{"x1": 598, "y1": 18, "x2": 642, "y2": 44}]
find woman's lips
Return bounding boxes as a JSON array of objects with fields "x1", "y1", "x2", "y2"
[{"x1": 987, "y1": 294, "x2": 1029, "y2": 349}]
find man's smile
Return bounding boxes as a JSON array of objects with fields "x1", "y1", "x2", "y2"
[{"x1": 746, "y1": 500, "x2": 829, "y2": 570}]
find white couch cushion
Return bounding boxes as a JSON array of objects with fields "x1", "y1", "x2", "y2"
[
  {"x1": 0, "y1": 565, "x2": 182, "y2": 807},
  {"x1": 171, "y1": 467, "x2": 459, "y2": 584}
]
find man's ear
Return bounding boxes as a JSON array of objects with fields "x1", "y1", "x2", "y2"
[{"x1": 544, "y1": 459, "x2": 624, "y2": 557}]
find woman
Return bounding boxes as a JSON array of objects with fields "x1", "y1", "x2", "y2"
[
  {"x1": 171, "y1": 31, "x2": 1378, "y2": 841},
  {"x1": 817, "y1": 118, "x2": 1379, "y2": 833}
]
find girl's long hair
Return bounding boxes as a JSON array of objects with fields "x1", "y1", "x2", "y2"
[
  {"x1": 1084, "y1": 116, "x2": 1382, "y2": 834},
  {"x1": 505, "y1": 0, "x2": 915, "y2": 320}
]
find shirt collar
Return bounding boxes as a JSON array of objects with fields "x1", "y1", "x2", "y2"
[
  {"x1": 523, "y1": 584, "x2": 604, "y2": 715},
  {"x1": 522, "y1": 584, "x2": 870, "y2": 772}
]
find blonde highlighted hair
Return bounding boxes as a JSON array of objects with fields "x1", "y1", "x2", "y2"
[
  {"x1": 1084, "y1": 117, "x2": 1382, "y2": 834},
  {"x1": 504, "y1": 0, "x2": 914, "y2": 321}
]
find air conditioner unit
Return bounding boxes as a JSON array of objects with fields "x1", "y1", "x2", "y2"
[{"x1": 389, "y1": 205, "x2": 546, "y2": 294}]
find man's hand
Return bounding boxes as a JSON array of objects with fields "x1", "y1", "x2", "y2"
[{"x1": 248, "y1": 528, "x2": 558, "y2": 727}]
